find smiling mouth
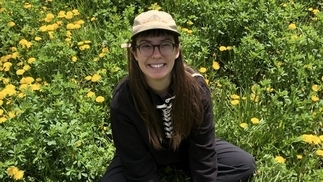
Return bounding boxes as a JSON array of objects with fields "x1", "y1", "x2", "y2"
[{"x1": 149, "y1": 64, "x2": 165, "y2": 68}]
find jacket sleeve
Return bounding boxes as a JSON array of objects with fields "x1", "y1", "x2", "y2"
[
  {"x1": 110, "y1": 84, "x2": 161, "y2": 182},
  {"x1": 188, "y1": 76, "x2": 217, "y2": 182}
]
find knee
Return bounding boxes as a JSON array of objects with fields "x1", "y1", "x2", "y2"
[{"x1": 243, "y1": 155, "x2": 256, "y2": 181}]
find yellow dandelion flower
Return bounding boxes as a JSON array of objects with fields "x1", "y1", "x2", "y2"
[
  {"x1": 301, "y1": 134, "x2": 321, "y2": 144},
  {"x1": 13, "y1": 170, "x2": 24, "y2": 180},
  {"x1": 65, "y1": 11, "x2": 74, "y2": 19},
  {"x1": 46, "y1": 24, "x2": 55, "y2": 31},
  {"x1": 281, "y1": 3, "x2": 287, "y2": 7},
  {"x1": 186, "y1": 30, "x2": 193, "y2": 34},
  {"x1": 187, "y1": 20, "x2": 194, "y2": 25},
  {"x1": 24, "y1": 3, "x2": 32, "y2": 8},
  {"x1": 250, "y1": 117, "x2": 260, "y2": 124},
  {"x1": 316, "y1": 149, "x2": 323, "y2": 156},
  {"x1": 18, "y1": 93, "x2": 26, "y2": 98},
  {"x1": 199, "y1": 67, "x2": 207, "y2": 73},
  {"x1": 30, "y1": 83, "x2": 41, "y2": 91},
  {"x1": 72, "y1": 56, "x2": 77, "y2": 62},
  {"x1": 79, "y1": 44, "x2": 90, "y2": 50},
  {"x1": 288, "y1": 23, "x2": 296, "y2": 30},
  {"x1": 296, "y1": 155, "x2": 302, "y2": 159},
  {"x1": 102, "y1": 48, "x2": 109, "y2": 53},
  {"x1": 10, "y1": 52, "x2": 18, "y2": 59},
  {"x1": 7, "y1": 21, "x2": 15, "y2": 27},
  {"x1": 0, "y1": 109, "x2": 3, "y2": 116},
  {"x1": 319, "y1": 135, "x2": 323, "y2": 141},
  {"x1": 311, "y1": 95, "x2": 319, "y2": 102},
  {"x1": 75, "y1": 20, "x2": 85, "y2": 25},
  {"x1": 10, "y1": 47, "x2": 17, "y2": 52},
  {"x1": 274, "y1": 156, "x2": 286, "y2": 164},
  {"x1": 28, "y1": 57, "x2": 36, "y2": 64},
  {"x1": 90, "y1": 17, "x2": 96, "y2": 21},
  {"x1": 0, "y1": 117, "x2": 7, "y2": 124},
  {"x1": 66, "y1": 23, "x2": 76, "y2": 30},
  {"x1": 312, "y1": 84, "x2": 319, "y2": 92},
  {"x1": 19, "y1": 39, "x2": 32, "y2": 49},
  {"x1": 308, "y1": 8, "x2": 314, "y2": 11},
  {"x1": 39, "y1": 25, "x2": 48, "y2": 32},
  {"x1": 23, "y1": 65, "x2": 31, "y2": 71},
  {"x1": 313, "y1": 9, "x2": 320, "y2": 15},
  {"x1": 95, "y1": 96, "x2": 105, "y2": 103},
  {"x1": 219, "y1": 46, "x2": 227, "y2": 51},
  {"x1": 7, "y1": 166, "x2": 19, "y2": 176},
  {"x1": 48, "y1": 31, "x2": 54, "y2": 39},
  {"x1": 16, "y1": 69, "x2": 25, "y2": 75},
  {"x1": 66, "y1": 31, "x2": 72, "y2": 37},
  {"x1": 231, "y1": 100, "x2": 239, "y2": 106},
  {"x1": 239, "y1": 123, "x2": 248, "y2": 129},
  {"x1": 44, "y1": 13, "x2": 55, "y2": 22},
  {"x1": 250, "y1": 93, "x2": 259, "y2": 102},
  {"x1": 91, "y1": 74, "x2": 101, "y2": 82},
  {"x1": 85, "y1": 76, "x2": 92, "y2": 81},
  {"x1": 212, "y1": 61, "x2": 220, "y2": 70},
  {"x1": 35, "y1": 36, "x2": 42, "y2": 41},
  {"x1": 58, "y1": 11, "x2": 66, "y2": 18},
  {"x1": 3, "y1": 78, "x2": 10, "y2": 84},
  {"x1": 76, "y1": 141, "x2": 82, "y2": 147},
  {"x1": 87, "y1": 91, "x2": 95, "y2": 98},
  {"x1": 3, "y1": 62, "x2": 12, "y2": 71},
  {"x1": 9, "y1": 111, "x2": 15, "y2": 118},
  {"x1": 266, "y1": 87, "x2": 274, "y2": 93},
  {"x1": 99, "y1": 53, "x2": 106, "y2": 58},
  {"x1": 72, "y1": 9, "x2": 80, "y2": 15},
  {"x1": 204, "y1": 79, "x2": 209, "y2": 85},
  {"x1": 0, "y1": 92, "x2": 6, "y2": 100},
  {"x1": 20, "y1": 77, "x2": 35, "y2": 84},
  {"x1": 56, "y1": 21, "x2": 63, "y2": 26},
  {"x1": 231, "y1": 94, "x2": 240, "y2": 100},
  {"x1": 148, "y1": 2, "x2": 162, "y2": 10},
  {"x1": 226, "y1": 46, "x2": 233, "y2": 50}
]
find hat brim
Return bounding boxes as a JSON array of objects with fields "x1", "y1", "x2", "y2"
[{"x1": 132, "y1": 23, "x2": 180, "y2": 38}]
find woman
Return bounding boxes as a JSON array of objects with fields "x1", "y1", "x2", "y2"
[{"x1": 101, "y1": 10, "x2": 256, "y2": 182}]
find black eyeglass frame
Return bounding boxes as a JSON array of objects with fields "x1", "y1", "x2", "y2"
[{"x1": 134, "y1": 42, "x2": 178, "y2": 56}]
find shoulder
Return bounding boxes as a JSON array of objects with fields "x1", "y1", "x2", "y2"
[
  {"x1": 189, "y1": 71, "x2": 208, "y2": 91},
  {"x1": 185, "y1": 65, "x2": 206, "y2": 85}
]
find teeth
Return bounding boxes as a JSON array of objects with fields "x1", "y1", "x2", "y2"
[{"x1": 150, "y1": 64, "x2": 164, "y2": 68}]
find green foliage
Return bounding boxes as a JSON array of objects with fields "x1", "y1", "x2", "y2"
[{"x1": 0, "y1": 0, "x2": 323, "y2": 181}]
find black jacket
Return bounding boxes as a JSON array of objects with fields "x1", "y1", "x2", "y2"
[{"x1": 110, "y1": 74, "x2": 217, "y2": 182}]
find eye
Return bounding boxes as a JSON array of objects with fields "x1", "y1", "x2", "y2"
[
  {"x1": 140, "y1": 43, "x2": 152, "y2": 49},
  {"x1": 160, "y1": 42, "x2": 173, "y2": 48}
]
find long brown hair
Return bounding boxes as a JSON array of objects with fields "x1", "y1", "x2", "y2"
[{"x1": 127, "y1": 29, "x2": 204, "y2": 150}]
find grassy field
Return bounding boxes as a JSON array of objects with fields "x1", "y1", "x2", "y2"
[{"x1": 0, "y1": 0, "x2": 323, "y2": 181}]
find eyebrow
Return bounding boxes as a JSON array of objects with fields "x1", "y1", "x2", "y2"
[{"x1": 138, "y1": 38, "x2": 173, "y2": 44}]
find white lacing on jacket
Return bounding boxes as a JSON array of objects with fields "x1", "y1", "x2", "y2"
[
  {"x1": 156, "y1": 96, "x2": 175, "y2": 138},
  {"x1": 155, "y1": 72, "x2": 203, "y2": 140}
]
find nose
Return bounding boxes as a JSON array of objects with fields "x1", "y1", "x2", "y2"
[{"x1": 151, "y1": 46, "x2": 162, "y2": 58}]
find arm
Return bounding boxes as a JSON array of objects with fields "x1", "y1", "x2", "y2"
[
  {"x1": 110, "y1": 84, "x2": 161, "y2": 182},
  {"x1": 188, "y1": 76, "x2": 217, "y2": 182}
]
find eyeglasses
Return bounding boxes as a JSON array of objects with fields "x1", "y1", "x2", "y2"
[{"x1": 135, "y1": 42, "x2": 177, "y2": 57}]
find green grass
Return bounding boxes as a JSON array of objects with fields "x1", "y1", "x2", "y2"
[{"x1": 0, "y1": 0, "x2": 323, "y2": 181}]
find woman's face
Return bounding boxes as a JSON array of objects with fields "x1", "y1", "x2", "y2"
[{"x1": 132, "y1": 34, "x2": 180, "y2": 85}]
